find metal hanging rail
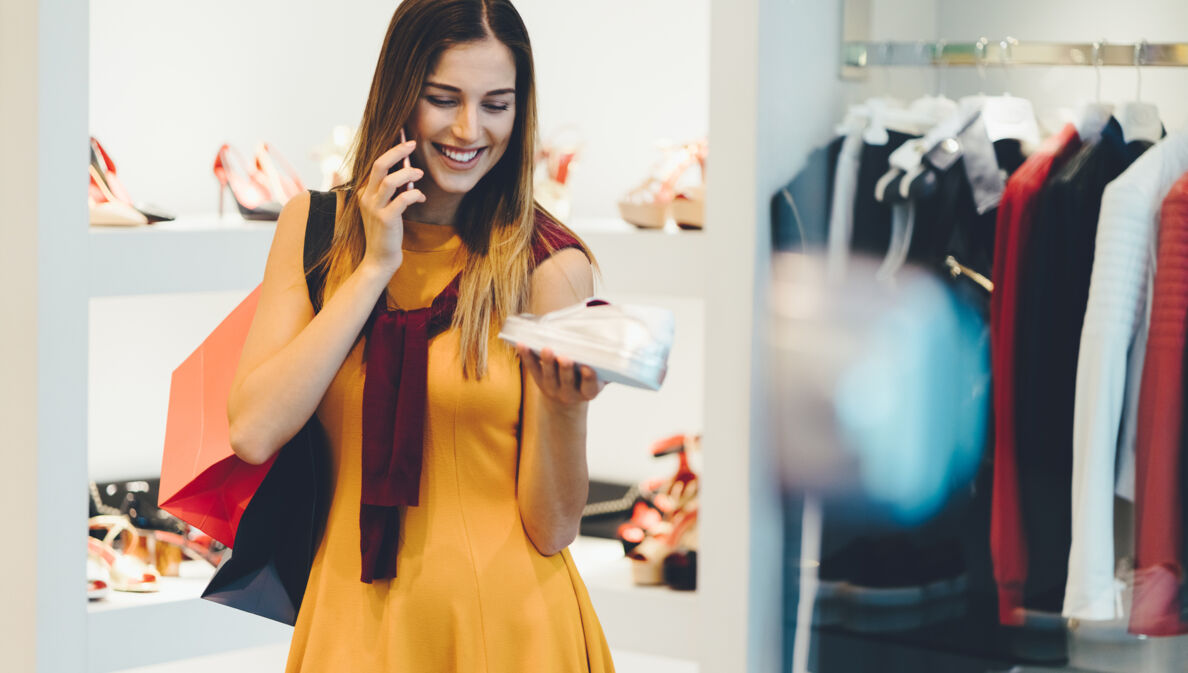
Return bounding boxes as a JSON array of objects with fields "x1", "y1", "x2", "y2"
[{"x1": 842, "y1": 39, "x2": 1188, "y2": 69}]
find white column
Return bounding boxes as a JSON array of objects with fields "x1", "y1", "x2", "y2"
[{"x1": 0, "y1": 0, "x2": 89, "y2": 670}]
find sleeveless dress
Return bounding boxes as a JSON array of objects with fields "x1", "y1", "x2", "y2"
[{"x1": 284, "y1": 197, "x2": 615, "y2": 672}]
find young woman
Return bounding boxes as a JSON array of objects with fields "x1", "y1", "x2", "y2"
[{"x1": 225, "y1": 1, "x2": 615, "y2": 670}]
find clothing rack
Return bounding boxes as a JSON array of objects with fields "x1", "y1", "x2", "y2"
[{"x1": 842, "y1": 39, "x2": 1188, "y2": 69}]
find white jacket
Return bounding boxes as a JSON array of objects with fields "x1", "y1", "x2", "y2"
[{"x1": 1064, "y1": 131, "x2": 1188, "y2": 621}]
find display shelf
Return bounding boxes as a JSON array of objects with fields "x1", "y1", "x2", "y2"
[
  {"x1": 569, "y1": 536, "x2": 700, "y2": 662},
  {"x1": 570, "y1": 217, "x2": 707, "y2": 298},
  {"x1": 88, "y1": 215, "x2": 274, "y2": 298},
  {"x1": 86, "y1": 562, "x2": 292, "y2": 673},
  {"x1": 83, "y1": 539, "x2": 695, "y2": 672},
  {"x1": 87, "y1": 214, "x2": 705, "y2": 299}
]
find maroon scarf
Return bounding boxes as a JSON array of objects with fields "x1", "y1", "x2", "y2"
[{"x1": 357, "y1": 214, "x2": 582, "y2": 583}]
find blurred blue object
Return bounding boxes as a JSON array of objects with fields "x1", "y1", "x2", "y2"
[{"x1": 769, "y1": 252, "x2": 989, "y2": 524}]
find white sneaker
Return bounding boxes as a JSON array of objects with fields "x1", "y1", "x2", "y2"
[{"x1": 499, "y1": 299, "x2": 675, "y2": 391}]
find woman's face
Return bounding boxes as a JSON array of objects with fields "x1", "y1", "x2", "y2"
[{"x1": 408, "y1": 37, "x2": 518, "y2": 197}]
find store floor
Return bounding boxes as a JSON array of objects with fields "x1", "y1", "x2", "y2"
[{"x1": 116, "y1": 643, "x2": 699, "y2": 673}]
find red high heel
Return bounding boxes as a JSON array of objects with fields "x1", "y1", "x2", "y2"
[
  {"x1": 213, "y1": 144, "x2": 282, "y2": 221},
  {"x1": 90, "y1": 137, "x2": 175, "y2": 224},
  {"x1": 254, "y1": 142, "x2": 306, "y2": 202},
  {"x1": 89, "y1": 165, "x2": 147, "y2": 226},
  {"x1": 619, "y1": 434, "x2": 701, "y2": 588}
]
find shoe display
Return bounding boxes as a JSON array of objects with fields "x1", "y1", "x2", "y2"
[
  {"x1": 86, "y1": 553, "x2": 111, "y2": 601},
  {"x1": 614, "y1": 434, "x2": 701, "y2": 591},
  {"x1": 255, "y1": 142, "x2": 307, "y2": 202},
  {"x1": 534, "y1": 125, "x2": 582, "y2": 224},
  {"x1": 88, "y1": 516, "x2": 161, "y2": 592},
  {"x1": 498, "y1": 298, "x2": 675, "y2": 391},
  {"x1": 617, "y1": 139, "x2": 705, "y2": 229},
  {"x1": 89, "y1": 137, "x2": 175, "y2": 225},
  {"x1": 89, "y1": 164, "x2": 148, "y2": 226},
  {"x1": 213, "y1": 144, "x2": 283, "y2": 220},
  {"x1": 671, "y1": 139, "x2": 707, "y2": 230},
  {"x1": 312, "y1": 124, "x2": 356, "y2": 190}
]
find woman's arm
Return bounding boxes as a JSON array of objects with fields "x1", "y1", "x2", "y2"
[
  {"x1": 226, "y1": 192, "x2": 393, "y2": 464},
  {"x1": 515, "y1": 248, "x2": 605, "y2": 556},
  {"x1": 228, "y1": 142, "x2": 425, "y2": 464}
]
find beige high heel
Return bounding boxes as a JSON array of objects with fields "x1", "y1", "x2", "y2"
[
  {"x1": 671, "y1": 139, "x2": 707, "y2": 230},
  {"x1": 618, "y1": 140, "x2": 703, "y2": 229},
  {"x1": 88, "y1": 516, "x2": 161, "y2": 592},
  {"x1": 89, "y1": 165, "x2": 148, "y2": 227}
]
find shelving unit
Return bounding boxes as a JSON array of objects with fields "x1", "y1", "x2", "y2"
[
  {"x1": 84, "y1": 538, "x2": 697, "y2": 672},
  {"x1": 86, "y1": 215, "x2": 707, "y2": 299},
  {"x1": 8, "y1": 1, "x2": 789, "y2": 671}
]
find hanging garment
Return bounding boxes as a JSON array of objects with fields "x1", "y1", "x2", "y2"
[
  {"x1": 851, "y1": 130, "x2": 919, "y2": 255},
  {"x1": 911, "y1": 112, "x2": 1027, "y2": 311},
  {"x1": 1013, "y1": 118, "x2": 1153, "y2": 616},
  {"x1": 1130, "y1": 171, "x2": 1188, "y2": 637},
  {"x1": 1065, "y1": 131, "x2": 1188, "y2": 622},
  {"x1": 988, "y1": 124, "x2": 1082, "y2": 626},
  {"x1": 772, "y1": 139, "x2": 841, "y2": 252},
  {"x1": 827, "y1": 129, "x2": 866, "y2": 275}
]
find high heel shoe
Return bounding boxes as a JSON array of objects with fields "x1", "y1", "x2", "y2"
[
  {"x1": 88, "y1": 516, "x2": 160, "y2": 592},
  {"x1": 213, "y1": 144, "x2": 282, "y2": 221},
  {"x1": 618, "y1": 434, "x2": 700, "y2": 588},
  {"x1": 671, "y1": 138, "x2": 707, "y2": 230},
  {"x1": 254, "y1": 142, "x2": 306, "y2": 202},
  {"x1": 535, "y1": 126, "x2": 583, "y2": 223},
  {"x1": 89, "y1": 164, "x2": 148, "y2": 226},
  {"x1": 90, "y1": 137, "x2": 175, "y2": 223},
  {"x1": 618, "y1": 141, "x2": 703, "y2": 229}
]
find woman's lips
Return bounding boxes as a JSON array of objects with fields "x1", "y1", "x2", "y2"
[{"x1": 433, "y1": 143, "x2": 486, "y2": 169}]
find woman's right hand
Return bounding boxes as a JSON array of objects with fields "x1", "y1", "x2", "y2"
[{"x1": 359, "y1": 138, "x2": 426, "y2": 275}]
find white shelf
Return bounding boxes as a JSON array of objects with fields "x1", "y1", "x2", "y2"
[
  {"x1": 571, "y1": 217, "x2": 706, "y2": 298},
  {"x1": 86, "y1": 562, "x2": 292, "y2": 673},
  {"x1": 86, "y1": 214, "x2": 706, "y2": 300},
  {"x1": 88, "y1": 215, "x2": 274, "y2": 297},
  {"x1": 569, "y1": 536, "x2": 700, "y2": 662},
  {"x1": 84, "y1": 539, "x2": 695, "y2": 672}
]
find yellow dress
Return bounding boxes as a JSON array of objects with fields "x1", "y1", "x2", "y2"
[{"x1": 285, "y1": 218, "x2": 614, "y2": 672}]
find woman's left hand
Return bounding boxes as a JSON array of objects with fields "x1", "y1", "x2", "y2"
[{"x1": 517, "y1": 345, "x2": 606, "y2": 407}]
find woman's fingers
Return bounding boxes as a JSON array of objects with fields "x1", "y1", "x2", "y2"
[
  {"x1": 366, "y1": 139, "x2": 417, "y2": 197},
  {"x1": 556, "y1": 354, "x2": 577, "y2": 394},
  {"x1": 578, "y1": 366, "x2": 604, "y2": 400},
  {"x1": 539, "y1": 348, "x2": 561, "y2": 392},
  {"x1": 520, "y1": 347, "x2": 606, "y2": 404},
  {"x1": 517, "y1": 344, "x2": 543, "y2": 383},
  {"x1": 377, "y1": 166, "x2": 423, "y2": 207},
  {"x1": 380, "y1": 187, "x2": 426, "y2": 219}
]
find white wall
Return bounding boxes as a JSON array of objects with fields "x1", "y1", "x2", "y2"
[
  {"x1": 89, "y1": 0, "x2": 709, "y2": 221},
  {"x1": 936, "y1": 0, "x2": 1188, "y2": 131}
]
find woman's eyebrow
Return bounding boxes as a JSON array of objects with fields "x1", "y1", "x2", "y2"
[{"x1": 425, "y1": 81, "x2": 515, "y2": 96}]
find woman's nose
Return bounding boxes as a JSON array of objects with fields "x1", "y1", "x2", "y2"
[{"x1": 452, "y1": 104, "x2": 480, "y2": 144}]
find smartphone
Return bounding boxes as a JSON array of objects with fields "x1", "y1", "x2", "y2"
[{"x1": 388, "y1": 129, "x2": 416, "y2": 194}]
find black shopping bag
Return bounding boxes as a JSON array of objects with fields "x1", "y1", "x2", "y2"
[{"x1": 201, "y1": 418, "x2": 330, "y2": 625}]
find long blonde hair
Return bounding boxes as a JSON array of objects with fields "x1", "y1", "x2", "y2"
[{"x1": 313, "y1": 0, "x2": 594, "y2": 378}]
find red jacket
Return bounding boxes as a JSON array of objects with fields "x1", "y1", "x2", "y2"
[
  {"x1": 989, "y1": 124, "x2": 1081, "y2": 625},
  {"x1": 1130, "y1": 170, "x2": 1188, "y2": 636}
]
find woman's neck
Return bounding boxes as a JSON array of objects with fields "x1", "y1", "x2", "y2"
[{"x1": 401, "y1": 181, "x2": 462, "y2": 227}]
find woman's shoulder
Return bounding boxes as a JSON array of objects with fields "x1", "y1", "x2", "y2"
[{"x1": 530, "y1": 207, "x2": 588, "y2": 267}]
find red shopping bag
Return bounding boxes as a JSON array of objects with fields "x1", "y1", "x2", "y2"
[{"x1": 159, "y1": 285, "x2": 275, "y2": 547}]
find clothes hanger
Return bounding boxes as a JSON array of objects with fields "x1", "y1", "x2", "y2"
[
  {"x1": 978, "y1": 37, "x2": 1042, "y2": 150},
  {"x1": 1075, "y1": 39, "x2": 1115, "y2": 142},
  {"x1": 1116, "y1": 40, "x2": 1164, "y2": 144},
  {"x1": 860, "y1": 42, "x2": 931, "y2": 146}
]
